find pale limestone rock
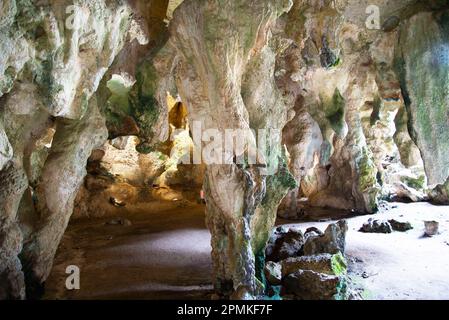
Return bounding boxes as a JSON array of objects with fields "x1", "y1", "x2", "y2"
[
  {"x1": 21, "y1": 98, "x2": 108, "y2": 290},
  {"x1": 283, "y1": 269, "x2": 342, "y2": 300},
  {"x1": 275, "y1": 0, "x2": 447, "y2": 216},
  {"x1": 265, "y1": 227, "x2": 305, "y2": 262},
  {"x1": 100, "y1": 136, "x2": 166, "y2": 185},
  {"x1": 281, "y1": 252, "x2": 347, "y2": 278},
  {"x1": 395, "y1": 11, "x2": 449, "y2": 186},
  {"x1": 381, "y1": 163, "x2": 428, "y2": 202},
  {"x1": 167, "y1": 0, "x2": 184, "y2": 20},
  {"x1": 0, "y1": 162, "x2": 28, "y2": 299},
  {"x1": 0, "y1": 122, "x2": 13, "y2": 171},
  {"x1": 0, "y1": 84, "x2": 53, "y2": 300},
  {"x1": 264, "y1": 261, "x2": 282, "y2": 286},
  {"x1": 0, "y1": 0, "x2": 136, "y2": 298},
  {"x1": 1, "y1": 0, "x2": 449, "y2": 301},
  {"x1": 430, "y1": 177, "x2": 449, "y2": 205},
  {"x1": 303, "y1": 220, "x2": 348, "y2": 256},
  {"x1": 168, "y1": 0, "x2": 295, "y2": 297}
]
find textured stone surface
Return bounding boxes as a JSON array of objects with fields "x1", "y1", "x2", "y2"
[
  {"x1": 1, "y1": 0, "x2": 449, "y2": 300},
  {"x1": 0, "y1": 0, "x2": 138, "y2": 298},
  {"x1": 0, "y1": 122, "x2": 12, "y2": 170},
  {"x1": 264, "y1": 261, "x2": 282, "y2": 286},
  {"x1": 283, "y1": 269, "x2": 341, "y2": 300},
  {"x1": 424, "y1": 221, "x2": 439, "y2": 237},
  {"x1": 359, "y1": 219, "x2": 393, "y2": 234},
  {"x1": 388, "y1": 219, "x2": 413, "y2": 232},
  {"x1": 166, "y1": 0, "x2": 296, "y2": 297},
  {"x1": 303, "y1": 220, "x2": 348, "y2": 256},
  {"x1": 277, "y1": 1, "x2": 382, "y2": 214},
  {"x1": 281, "y1": 252, "x2": 347, "y2": 278},
  {"x1": 430, "y1": 177, "x2": 449, "y2": 205},
  {"x1": 395, "y1": 11, "x2": 449, "y2": 186},
  {"x1": 276, "y1": 1, "x2": 449, "y2": 216},
  {"x1": 0, "y1": 163, "x2": 28, "y2": 299},
  {"x1": 21, "y1": 99, "x2": 108, "y2": 291},
  {"x1": 265, "y1": 227, "x2": 304, "y2": 262},
  {"x1": 381, "y1": 163, "x2": 428, "y2": 202}
]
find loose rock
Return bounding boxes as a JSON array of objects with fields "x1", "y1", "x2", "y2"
[
  {"x1": 388, "y1": 219, "x2": 413, "y2": 232},
  {"x1": 266, "y1": 227, "x2": 304, "y2": 262},
  {"x1": 282, "y1": 270, "x2": 342, "y2": 300},
  {"x1": 281, "y1": 252, "x2": 347, "y2": 278},
  {"x1": 303, "y1": 220, "x2": 348, "y2": 255},
  {"x1": 424, "y1": 221, "x2": 439, "y2": 237},
  {"x1": 359, "y1": 219, "x2": 392, "y2": 234}
]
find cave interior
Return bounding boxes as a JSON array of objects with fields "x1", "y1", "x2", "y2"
[{"x1": 1, "y1": 0, "x2": 449, "y2": 300}]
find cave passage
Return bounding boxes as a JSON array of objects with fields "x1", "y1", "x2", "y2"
[
  {"x1": 44, "y1": 193, "x2": 449, "y2": 300},
  {"x1": 45, "y1": 199, "x2": 213, "y2": 300},
  {"x1": 1, "y1": 0, "x2": 449, "y2": 301}
]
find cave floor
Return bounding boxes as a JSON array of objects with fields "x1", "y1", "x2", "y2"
[
  {"x1": 44, "y1": 202, "x2": 449, "y2": 300},
  {"x1": 44, "y1": 201, "x2": 213, "y2": 300},
  {"x1": 280, "y1": 202, "x2": 449, "y2": 300}
]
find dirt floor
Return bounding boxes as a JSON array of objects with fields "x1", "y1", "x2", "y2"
[
  {"x1": 44, "y1": 201, "x2": 213, "y2": 300},
  {"x1": 281, "y1": 202, "x2": 449, "y2": 300},
  {"x1": 44, "y1": 201, "x2": 449, "y2": 300}
]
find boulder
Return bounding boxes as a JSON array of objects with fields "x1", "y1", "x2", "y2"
[
  {"x1": 281, "y1": 252, "x2": 347, "y2": 278},
  {"x1": 282, "y1": 270, "x2": 342, "y2": 300},
  {"x1": 424, "y1": 221, "x2": 439, "y2": 237},
  {"x1": 359, "y1": 219, "x2": 392, "y2": 234},
  {"x1": 388, "y1": 219, "x2": 413, "y2": 232},
  {"x1": 429, "y1": 178, "x2": 449, "y2": 205},
  {"x1": 303, "y1": 220, "x2": 348, "y2": 255},
  {"x1": 266, "y1": 226, "x2": 305, "y2": 262},
  {"x1": 264, "y1": 261, "x2": 282, "y2": 285}
]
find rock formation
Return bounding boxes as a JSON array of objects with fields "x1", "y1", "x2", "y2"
[
  {"x1": 265, "y1": 221, "x2": 352, "y2": 300},
  {"x1": 1, "y1": 0, "x2": 449, "y2": 299}
]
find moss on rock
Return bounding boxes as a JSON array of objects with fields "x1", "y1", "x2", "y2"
[{"x1": 395, "y1": 11, "x2": 449, "y2": 185}]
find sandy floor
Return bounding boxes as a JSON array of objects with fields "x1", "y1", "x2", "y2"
[
  {"x1": 44, "y1": 201, "x2": 213, "y2": 300},
  {"x1": 44, "y1": 201, "x2": 449, "y2": 300},
  {"x1": 281, "y1": 202, "x2": 449, "y2": 300}
]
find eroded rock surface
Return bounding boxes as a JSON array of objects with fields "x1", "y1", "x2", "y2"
[
  {"x1": 278, "y1": 1, "x2": 449, "y2": 216},
  {"x1": 281, "y1": 252, "x2": 347, "y2": 278},
  {"x1": 283, "y1": 269, "x2": 343, "y2": 300},
  {"x1": 264, "y1": 261, "x2": 282, "y2": 286},
  {"x1": 1, "y1": 0, "x2": 449, "y2": 300},
  {"x1": 430, "y1": 178, "x2": 449, "y2": 205},
  {"x1": 388, "y1": 219, "x2": 413, "y2": 232},
  {"x1": 359, "y1": 219, "x2": 393, "y2": 234},
  {"x1": 303, "y1": 220, "x2": 348, "y2": 255},
  {"x1": 0, "y1": 0, "x2": 152, "y2": 298},
  {"x1": 395, "y1": 11, "x2": 449, "y2": 186},
  {"x1": 264, "y1": 221, "x2": 350, "y2": 300},
  {"x1": 166, "y1": 0, "x2": 297, "y2": 297},
  {"x1": 266, "y1": 226, "x2": 305, "y2": 262}
]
